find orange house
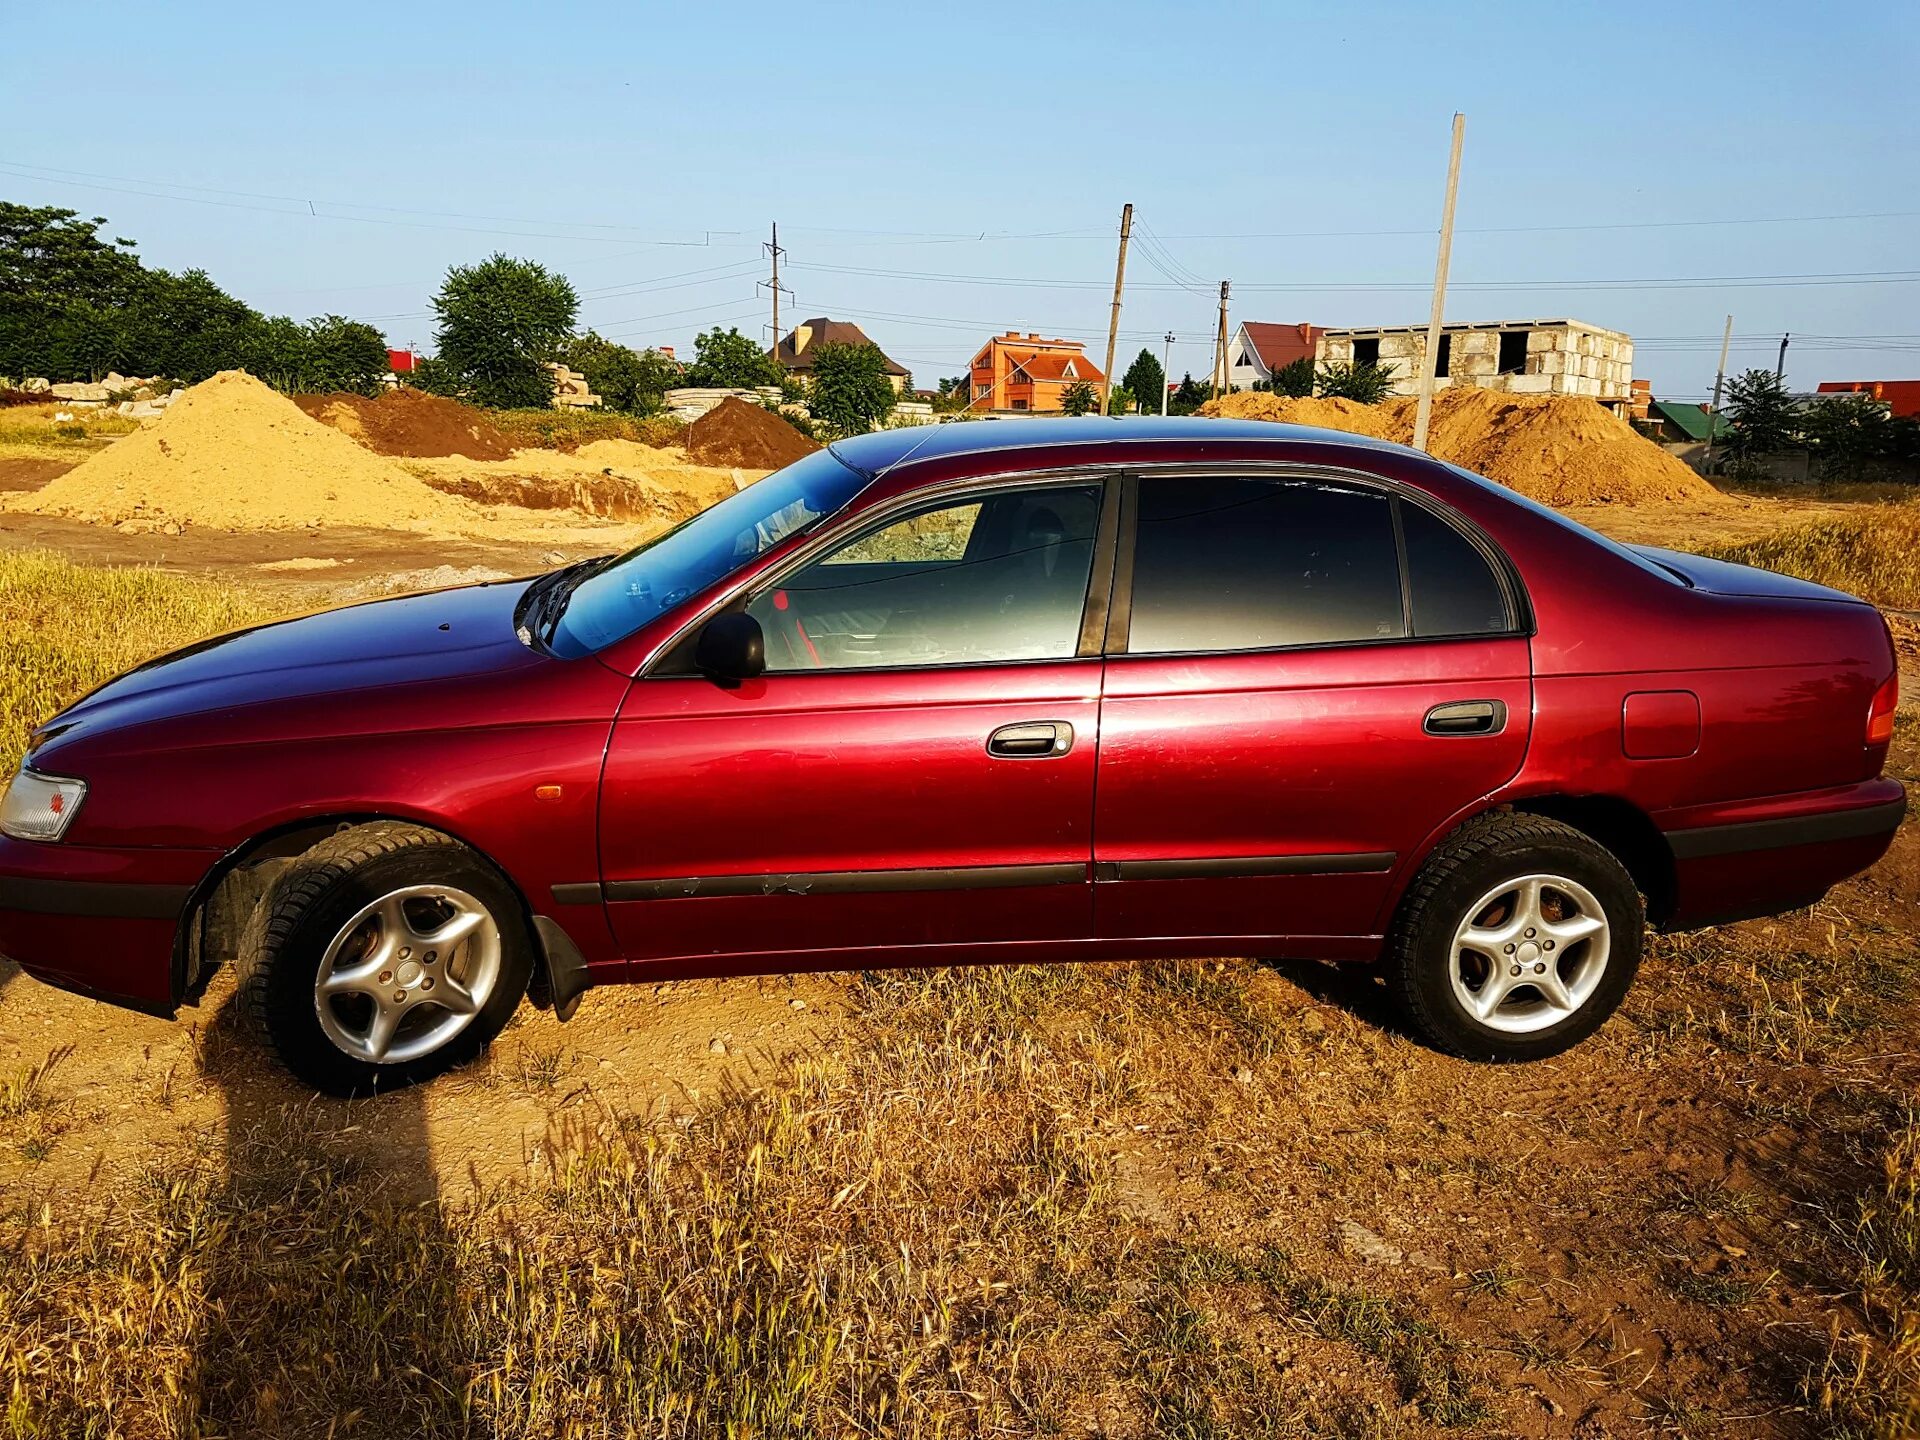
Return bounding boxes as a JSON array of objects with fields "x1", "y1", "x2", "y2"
[{"x1": 969, "y1": 332, "x2": 1106, "y2": 413}]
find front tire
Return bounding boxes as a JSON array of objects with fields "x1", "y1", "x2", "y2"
[
  {"x1": 1385, "y1": 813, "x2": 1643, "y2": 1061},
  {"x1": 236, "y1": 823, "x2": 534, "y2": 1095}
]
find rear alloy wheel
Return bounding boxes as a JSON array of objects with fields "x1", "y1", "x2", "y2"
[
  {"x1": 238, "y1": 823, "x2": 534, "y2": 1095},
  {"x1": 1386, "y1": 814, "x2": 1642, "y2": 1061}
]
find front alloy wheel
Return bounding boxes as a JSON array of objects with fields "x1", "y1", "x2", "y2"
[
  {"x1": 238, "y1": 823, "x2": 534, "y2": 1094},
  {"x1": 313, "y1": 884, "x2": 503, "y2": 1065}
]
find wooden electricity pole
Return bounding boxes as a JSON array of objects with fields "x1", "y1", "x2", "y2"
[
  {"x1": 1412, "y1": 112, "x2": 1465, "y2": 454},
  {"x1": 1100, "y1": 203, "x2": 1133, "y2": 414},
  {"x1": 1212, "y1": 281, "x2": 1230, "y2": 398},
  {"x1": 1704, "y1": 312, "x2": 1733, "y2": 475}
]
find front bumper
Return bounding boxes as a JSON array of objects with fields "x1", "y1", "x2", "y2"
[
  {"x1": 1657, "y1": 777, "x2": 1906, "y2": 929},
  {"x1": 0, "y1": 835, "x2": 219, "y2": 1012}
]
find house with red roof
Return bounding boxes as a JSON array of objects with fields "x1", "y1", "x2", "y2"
[
  {"x1": 969, "y1": 332, "x2": 1105, "y2": 413},
  {"x1": 1226, "y1": 322, "x2": 1324, "y2": 390},
  {"x1": 1816, "y1": 379, "x2": 1920, "y2": 419}
]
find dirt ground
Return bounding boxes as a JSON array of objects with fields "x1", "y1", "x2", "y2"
[{"x1": 4, "y1": 450, "x2": 1919, "y2": 1435}]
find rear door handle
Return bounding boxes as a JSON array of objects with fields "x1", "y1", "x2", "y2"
[
  {"x1": 987, "y1": 721, "x2": 1074, "y2": 758},
  {"x1": 1424, "y1": 700, "x2": 1507, "y2": 736}
]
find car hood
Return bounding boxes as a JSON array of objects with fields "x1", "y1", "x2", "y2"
[
  {"x1": 1631, "y1": 545, "x2": 1869, "y2": 605},
  {"x1": 30, "y1": 579, "x2": 539, "y2": 759}
]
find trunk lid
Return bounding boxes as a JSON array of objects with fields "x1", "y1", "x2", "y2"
[{"x1": 1631, "y1": 545, "x2": 1870, "y2": 605}]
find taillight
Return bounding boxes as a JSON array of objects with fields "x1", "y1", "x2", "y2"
[{"x1": 1867, "y1": 671, "x2": 1899, "y2": 746}]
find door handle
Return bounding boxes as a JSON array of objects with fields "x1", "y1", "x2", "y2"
[
  {"x1": 987, "y1": 721, "x2": 1074, "y2": 758},
  {"x1": 1424, "y1": 700, "x2": 1507, "y2": 736}
]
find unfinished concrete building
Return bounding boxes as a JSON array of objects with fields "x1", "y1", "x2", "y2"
[{"x1": 1317, "y1": 319, "x2": 1634, "y2": 409}]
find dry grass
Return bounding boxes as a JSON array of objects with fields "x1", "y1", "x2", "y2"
[
  {"x1": 4, "y1": 519, "x2": 1920, "y2": 1434},
  {"x1": 0, "y1": 550, "x2": 277, "y2": 772},
  {"x1": 485, "y1": 406, "x2": 686, "y2": 452},
  {"x1": 1806, "y1": 1105, "x2": 1920, "y2": 1437},
  {"x1": 0, "y1": 404, "x2": 138, "y2": 459},
  {"x1": 1702, "y1": 506, "x2": 1920, "y2": 609}
]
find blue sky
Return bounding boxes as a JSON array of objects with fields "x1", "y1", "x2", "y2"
[{"x1": 4, "y1": 1, "x2": 1915, "y2": 397}]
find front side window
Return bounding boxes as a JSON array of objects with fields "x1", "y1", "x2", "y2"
[
  {"x1": 1127, "y1": 478, "x2": 1405, "y2": 654},
  {"x1": 747, "y1": 483, "x2": 1102, "y2": 671}
]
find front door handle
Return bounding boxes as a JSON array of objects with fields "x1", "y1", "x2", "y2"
[
  {"x1": 1424, "y1": 700, "x2": 1508, "y2": 736},
  {"x1": 987, "y1": 721, "x2": 1074, "y2": 758}
]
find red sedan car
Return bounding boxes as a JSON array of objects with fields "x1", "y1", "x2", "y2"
[{"x1": 0, "y1": 418, "x2": 1902, "y2": 1093}]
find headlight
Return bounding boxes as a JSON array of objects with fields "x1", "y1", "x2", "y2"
[{"x1": 0, "y1": 769, "x2": 87, "y2": 842}]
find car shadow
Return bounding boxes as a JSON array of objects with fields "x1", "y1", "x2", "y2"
[
  {"x1": 193, "y1": 984, "x2": 466, "y2": 1436},
  {"x1": 1254, "y1": 955, "x2": 1419, "y2": 1040}
]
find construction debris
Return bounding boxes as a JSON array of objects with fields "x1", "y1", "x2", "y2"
[{"x1": 547, "y1": 362, "x2": 601, "y2": 410}]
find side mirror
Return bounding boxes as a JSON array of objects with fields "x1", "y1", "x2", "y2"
[{"x1": 695, "y1": 612, "x2": 766, "y2": 683}]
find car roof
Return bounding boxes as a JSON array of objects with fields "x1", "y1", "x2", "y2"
[{"x1": 825, "y1": 415, "x2": 1406, "y2": 477}]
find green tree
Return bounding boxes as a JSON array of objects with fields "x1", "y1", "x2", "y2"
[
  {"x1": 0, "y1": 203, "x2": 145, "y2": 378},
  {"x1": 684, "y1": 326, "x2": 782, "y2": 388},
  {"x1": 807, "y1": 342, "x2": 896, "y2": 436},
  {"x1": 1059, "y1": 379, "x2": 1099, "y2": 416},
  {"x1": 1801, "y1": 392, "x2": 1889, "y2": 479},
  {"x1": 1258, "y1": 356, "x2": 1315, "y2": 398},
  {"x1": 294, "y1": 315, "x2": 391, "y2": 395},
  {"x1": 932, "y1": 374, "x2": 972, "y2": 414},
  {"x1": 561, "y1": 331, "x2": 680, "y2": 414},
  {"x1": 1106, "y1": 384, "x2": 1136, "y2": 416},
  {"x1": 1314, "y1": 359, "x2": 1397, "y2": 405},
  {"x1": 1120, "y1": 348, "x2": 1165, "y2": 414},
  {"x1": 1723, "y1": 369, "x2": 1800, "y2": 458},
  {"x1": 119, "y1": 268, "x2": 268, "y2": 383},
  {"x1": 1168, "y1": 372, "x2": 1206, "y2": 415},
  {"x1": 429, "y1": 253, "x2": 578, "y2": 409}
]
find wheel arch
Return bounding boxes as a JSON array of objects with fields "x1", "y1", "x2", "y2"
[
  {"x1": 1381, "y1": 791, "x2": 1677, "y2": 936},
  {"x1": 172, "y1": 811, "x2": 565, "y2": 1010}
]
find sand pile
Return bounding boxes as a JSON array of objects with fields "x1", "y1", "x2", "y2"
[
  {"x1": 1199, "y1": 387, "x2": 1719, "y2": 506},
  {"x1": 1200, "y1": 391, "x2": 1400, "y2": 439},
  {"x1": 295, "y1": 388, "x2": 514, "y2": 460},
  {"x1": 685, "y1": 396, "x2": 819, "y2": 469},
  {"x1": 5, "y1": 371, "x2": 480, "y2": 532}
]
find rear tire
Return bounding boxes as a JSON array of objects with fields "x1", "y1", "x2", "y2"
[
  {"x1": 236, "y1": 823, "x2": 533, "y2": 1096},
  {"x1": 1384, "y1": 813, "x2": 1642, "y2": 1061}
]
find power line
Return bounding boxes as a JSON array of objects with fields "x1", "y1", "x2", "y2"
[
  {"x1": 6, "y1": 157, "x2": 1916, "y2": 247},
  {"x1": 789, "y1": 259, "x2": 1920, "y2": 294}
]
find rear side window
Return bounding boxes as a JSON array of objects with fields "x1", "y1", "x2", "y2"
[
  {"x1": 1399, "y1": 501, "x2": 1512, "y2": 637},
  {"x1": 1128, "y1": 478, "x2": 1405, "y2": 654}
]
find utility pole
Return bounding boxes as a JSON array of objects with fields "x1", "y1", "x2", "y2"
[
  {"x1": 1775, "y1": 332, "x2": 1791, "y2": 383},
  {"x1": 1412, "y1": 111, "x2": 1466, "y2": 454},
  {"x1": 1704, "y1": 312, "x2": 1733, "y2": 475},
  {"x1": 761, "y1": 223, "x2": 789, "y2": 359},
  {"x1": 1100, "y1": 203, "x2": 1133, "y2": 414},
  {"x1": 1161, "y1": 331, "x2": 1175, "y2": 416},
  {"x1": 1212, "y1": 281, "x2": 1230, "y2": 398}
]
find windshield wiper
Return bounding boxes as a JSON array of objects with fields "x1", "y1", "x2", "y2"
[{"x1": 517, "y1": 555, "x2": 613, "y2": 650}]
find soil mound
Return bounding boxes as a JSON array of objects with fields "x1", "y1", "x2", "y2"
[
  {"x1": 1199, "y1": 386, "x2": 1718, "y2": 506},
  {"x1": 5, "y1": 370, "x2": 473, "y2": 531},
  {"x1": 296, "y1": 387, "x2": 514, "y2": 460},
  {"x1": 684, "y1": 396, "x2": 819, "y2": 470},
  {"x1": 1389, "y1": 389, "x2": 1717, "y2": 505},
  {"x1": 1199, "y1": 391, "x2": 1400, "y2": 439}
]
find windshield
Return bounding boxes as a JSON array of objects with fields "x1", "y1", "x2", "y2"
[{"x1": 542, "y1": 447, "x2": 869, "y2": 658}]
